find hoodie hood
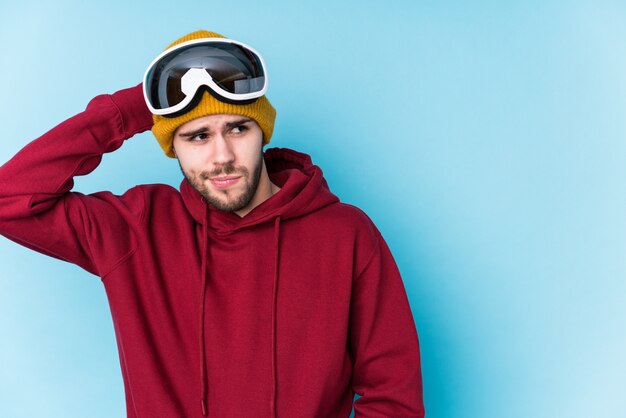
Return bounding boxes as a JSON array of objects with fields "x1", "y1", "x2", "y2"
[{"x1": 180, "y1": 147, "x2": 340, "y2": 233}]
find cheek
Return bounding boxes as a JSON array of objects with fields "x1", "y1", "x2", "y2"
[
  {"x1": 174, "y1": 142, "x2": 201, "y2": 168},
  {"x1": 235, "y1": 139, "x2": 263, "y2": 166},
  {"x1": 175, "y1": 154, "x2": 199, "y2": 177},
  {"x1": 241, "y1": 149, "x2": 260, "y2": 167}
]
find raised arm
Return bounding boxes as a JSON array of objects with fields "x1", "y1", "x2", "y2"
[{"x1": 0, "y1": 84, "x2": 153, "y2": 276}]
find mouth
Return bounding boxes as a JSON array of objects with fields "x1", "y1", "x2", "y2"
[{"x1": 209, "y1": 176, "x2": 242, "y2": 189}]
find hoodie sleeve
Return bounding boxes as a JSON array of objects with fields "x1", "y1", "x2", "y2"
[
  {"x1": 349, "y1": 229, "x2": 425, "y2": 417},
  {"x1": 0, "y1": 83, "x2": 154, "y2": 276}
]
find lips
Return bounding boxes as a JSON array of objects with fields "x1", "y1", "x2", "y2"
[{"x1": 209, "y1": 176, "x2": 241, "y2": 188}]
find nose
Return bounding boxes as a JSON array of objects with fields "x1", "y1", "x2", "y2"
[{"x1": 211, "y1": 133, "x2": 235, "y2": 165}]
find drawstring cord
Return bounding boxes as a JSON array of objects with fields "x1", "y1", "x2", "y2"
[
  {"x1": 200, "y1": 204, "x2": 209, "y2": 416},
  {"x1": 198, "y1": 211, "x2": 282, "y2": 417},
  {"x1": 270, "y1": 216, "x2": 282, "y2": 418}
]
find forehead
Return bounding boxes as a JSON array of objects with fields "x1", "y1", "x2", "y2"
[{"x1": 176, "y1": 114, "x2": 255, "y2": 133}]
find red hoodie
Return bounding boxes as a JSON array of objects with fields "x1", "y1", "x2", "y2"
[{"x1": 0, "y1": 85, "x2": 424, "y2": 418}]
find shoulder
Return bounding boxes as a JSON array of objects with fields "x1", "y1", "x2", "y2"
[
  {"x1": 307, "y1": 202, "x2": 382, "y2": 265},
  {"x1": 88, "y1": 183, "x2": 183, "y2": 219},
  {"x1": 123, "y1": 183, "x2": 185, "y2": 217},
  {"x1": 319, "y1": 202, "x2": 381, "y2": 238},
  {"x1": 117, "y1": 183, "x2": 180, "y2": 200},
  {"x1": 324, "y1": 203, "x2": 402, "y2": 279},
  {"x1": 127, "y1": 183, "x2": 180, "y2": 200}
]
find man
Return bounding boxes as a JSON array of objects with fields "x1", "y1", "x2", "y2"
[{"x1": 0, "y1": 29, "x2": 424, "y2": 417}]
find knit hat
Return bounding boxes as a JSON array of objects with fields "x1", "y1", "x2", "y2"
[{"x1": 150, "y1": 30, "x2": 277, "y2": 158}]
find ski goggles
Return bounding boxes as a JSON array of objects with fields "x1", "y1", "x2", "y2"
[{"x1": 143, "y1": 37, "x2": 268, "y2": 117}]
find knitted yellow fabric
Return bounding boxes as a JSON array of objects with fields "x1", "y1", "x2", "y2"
[{"x1": 150, "y1": 30, "x2": 276, "y2": 158}]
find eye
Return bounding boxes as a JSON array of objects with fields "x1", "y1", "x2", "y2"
[
  {"x1": 189, "y1": 133, "x2": 209, "y2": 142},
  {"x1": 231, "y1": 124, "x2": 249, "y2": 134}
]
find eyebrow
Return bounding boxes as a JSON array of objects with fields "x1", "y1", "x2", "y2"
[
  {"x1": 225, "y1": 118, "x2": 254, "y2": 129},
  {"x1": 177, "y1": 118, "x2": 254, "y2": 137}
]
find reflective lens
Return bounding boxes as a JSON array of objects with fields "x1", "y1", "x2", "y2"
[{"x1": 145, "y1": 41, "x2": 266, "y2": 111}]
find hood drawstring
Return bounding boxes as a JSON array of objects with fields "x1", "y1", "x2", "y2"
[
  {"x1": 270, "y1": 215, "x2": 282, "y2": 418},
  {"x1": 198, "y1": 209, "x2": 283, "y2": 417},
  {"x1": 200, "y1": 205, "x2": 209, "y2": 416}
]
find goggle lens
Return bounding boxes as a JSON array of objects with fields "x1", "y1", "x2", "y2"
[{"x1": 145, "y1": 41, "x2": 266, "y2": 112}]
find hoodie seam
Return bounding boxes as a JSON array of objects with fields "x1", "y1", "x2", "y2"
[
  {"x1": 354, "y1": 228, "x2": 384, "y2": 280},
  {"x1": 100, "y1": 187, "x2": 146, "y2": 281},
  {"x1": 100, "y1": 247, "x2": 139, "y2": 281}
]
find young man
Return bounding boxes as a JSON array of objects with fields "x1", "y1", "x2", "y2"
[{"x1": 0, "y1": 30, "x2": 424, "y2": 417}]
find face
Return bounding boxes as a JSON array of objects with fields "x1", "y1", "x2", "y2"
[{"x1": 172, "y1": 114, "x2": 269, "y2": 216}]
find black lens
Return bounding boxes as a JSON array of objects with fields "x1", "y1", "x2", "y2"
[{"x1": 146, "y1": 41, "x2": 266, "y2": 110}]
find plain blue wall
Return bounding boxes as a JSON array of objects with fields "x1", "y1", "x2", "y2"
[{"x1": 2, "y1": 1, "x2": 626, "y2": 417}]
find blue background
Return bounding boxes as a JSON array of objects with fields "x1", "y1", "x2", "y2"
[{"x1": 1, "y1": 1, "x2": 626, "y2": 417}]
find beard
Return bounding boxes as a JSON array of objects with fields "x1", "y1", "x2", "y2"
[{"x1": 179, "y1": 153, "x2": 264, "y2": 213}]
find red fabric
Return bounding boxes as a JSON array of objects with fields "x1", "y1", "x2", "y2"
[{"x1": 0, "y1": 84, "x2": 424, "y2": 417}]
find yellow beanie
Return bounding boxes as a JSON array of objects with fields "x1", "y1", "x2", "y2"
[{"x1": 150, "y1": 30, "x2": 277, "y2": 158}]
